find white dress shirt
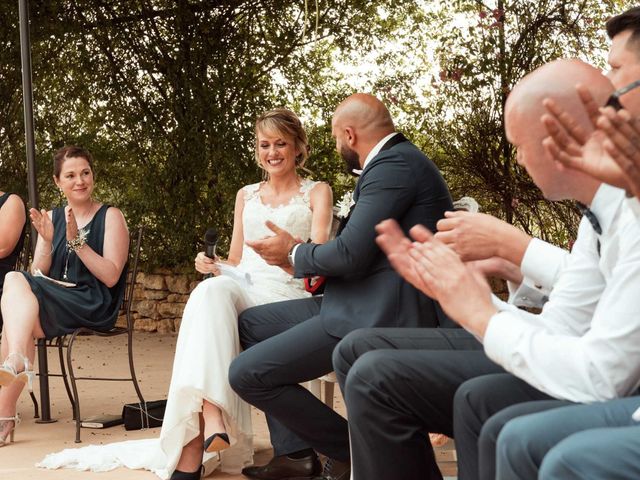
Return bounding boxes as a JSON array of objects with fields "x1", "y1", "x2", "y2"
[
  {"x1": 352, "y1": 132, "x2": 398, "y2": 175},
  {"x1": 484, "y1": 183, "x2": 640, "y2": 403}
]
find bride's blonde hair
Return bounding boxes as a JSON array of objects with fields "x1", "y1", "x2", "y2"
[{"x1": 254, "y1": 109, "x2": 310, "y2": 170}]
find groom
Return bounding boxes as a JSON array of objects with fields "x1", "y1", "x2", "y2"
[{"x1": 229, "y1": 93, "x2": 454, "y2": 480}]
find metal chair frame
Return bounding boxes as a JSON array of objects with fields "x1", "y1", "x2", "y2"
[{"x1": 29, "y1": 226, "x2": 145, "y2": 442}]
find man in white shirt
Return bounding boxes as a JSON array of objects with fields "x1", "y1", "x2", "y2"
[
  {"x1": 484, "y1": 8, "x2": 640, "y2": 480},
  {"x1": 335, "y1": 59, "x2": 640, "y2": 480}
]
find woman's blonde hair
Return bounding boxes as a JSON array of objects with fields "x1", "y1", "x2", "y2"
[{"x1": 254, "y1": 108, "x2": 309, "y2": 170}]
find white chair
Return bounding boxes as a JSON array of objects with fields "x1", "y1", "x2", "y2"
[{"x1": 307, "y1": 372, "x2": 337, "y2": 408}]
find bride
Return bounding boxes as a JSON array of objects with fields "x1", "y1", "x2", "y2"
[{"x1": 38, "y1": 109, "x2": 333, "y2": 479}]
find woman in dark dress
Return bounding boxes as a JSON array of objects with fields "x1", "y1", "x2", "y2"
[
  {"x1": 0, "y1": 146, "x2": 129, "y2": 446},
  {"x1": 0, "y1": 191, "x2": 26, "y2": 332}
]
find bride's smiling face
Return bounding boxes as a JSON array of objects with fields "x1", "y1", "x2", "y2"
[{"x1": 257, "y1": 129, "x2": 299, "y2": 177}]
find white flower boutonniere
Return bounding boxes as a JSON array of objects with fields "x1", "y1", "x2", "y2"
[{"x1": 336, "y1": 191, "x2": 355, "y2": 218}]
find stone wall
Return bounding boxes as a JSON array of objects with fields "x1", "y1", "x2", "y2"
[
  {"x1": 115, "y1": 271, "x2": 510, "y2": 334},
  {"x1": 117, "y1": 270, "x2": 201, "y2": 333}
]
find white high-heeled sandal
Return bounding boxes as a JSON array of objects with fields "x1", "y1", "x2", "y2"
[
  {"x1": 0, "y1": 414, "x2": 20, "y2": 447},
  {"x1": 0, "y1": 353, "x2": 34, "y2": 391}
]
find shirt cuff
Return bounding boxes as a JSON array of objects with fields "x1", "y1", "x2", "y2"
[
  {"x1": 483, "y1": 311, "x2": 518, "y2": 366},
  {"x1": 290, "y1": 243, "x2": 301, "y2": 266},
  {"x1": 507, "y1": 279, "x2": 549, "y2": 308},
  {"x1": 520, "y1": 238, "x2": 567, "y2": 290}
]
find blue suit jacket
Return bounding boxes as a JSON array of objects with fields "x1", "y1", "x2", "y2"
[{"x1": 294, "y1": 133, "x2": 456, "y2": 337}]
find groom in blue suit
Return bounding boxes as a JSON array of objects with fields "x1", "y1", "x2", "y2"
[{"x1": 229, "y1": 93, "x2": 459, "y2": 480}]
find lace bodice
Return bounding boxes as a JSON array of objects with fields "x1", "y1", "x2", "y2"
[{"x1": 237, "y1": 178, "x2": 318, "y2": 302}]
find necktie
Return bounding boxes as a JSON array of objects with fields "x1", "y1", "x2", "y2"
[{"x1": 577, "y1": 202, "x2": 601, "y2": 255}]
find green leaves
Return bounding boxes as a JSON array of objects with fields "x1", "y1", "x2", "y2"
[{"x1": 1, "y1": 0, "x2": 635, "y2": 266}]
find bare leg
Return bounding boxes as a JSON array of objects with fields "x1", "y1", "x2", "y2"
[
  {"x1": 202, "y1": 400, "x2": 226, "y2": 439},
  {"x1": 0, "y1": 272, "x2": 45, "y2": 419},
  {"x1": 174, "y1": 413, "x2": 205, "y2": 473}
]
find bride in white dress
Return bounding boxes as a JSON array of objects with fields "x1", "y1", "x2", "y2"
[{"x1": 38, "y1": 109, "x2": 333, "y2": 479}]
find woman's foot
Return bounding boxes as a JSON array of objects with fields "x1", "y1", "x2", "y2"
[
  {"x1": 204, "y1": 432, "x2": 230, "y2": 453},
  {"x1": 202, "y1": 400, "x2": 229, "y2": 453},
  {"x1": 169, "y1": 465, "x2": 202, "y2": 480},
  {"x1": 175, "y1": 433, "x2": 204, "y2": 474},
  {"x1": 0, "y1": 353, "x2": 33, "y2": 390},
  {"x1": 0, "y1": 414, "x2": 20, "y2": 447}
]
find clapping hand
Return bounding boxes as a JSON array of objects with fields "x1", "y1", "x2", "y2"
[
  {"x1": 375, "y1": 219, "x2": 433, "y2": 296},
  {"x1": 541, "y1": 85, "x2": 631, "y2": 191},
  {"x1": 597, "y1": 107, "x2": 640, "y2": 198},
  {"x1": 376, "y1": 219, "x2": 497, "y2": 337},
  {"x1": 29, "y1": 208, "x2": 54, "y2": 243},
  {"x1": 66, "y1": 207, "x2": 79, "y2": 241},
  {"x1": 435, "y1": 211, "x2": 505, "y2": 261}
]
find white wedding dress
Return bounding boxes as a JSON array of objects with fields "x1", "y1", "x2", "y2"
[{"x1": 38, "y1": 179, "x2": 319, "y2": 479}]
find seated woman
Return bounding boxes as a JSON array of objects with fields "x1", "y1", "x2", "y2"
[
  {"x1": 0, "y1": 190, "x2": 26, "y2": 332},
  {"x1": 0, "y1": 145, "x2": 129, "y2": 446},
  {"x1": 38, "y1": 109, "x2": 333, "y2": 479}
]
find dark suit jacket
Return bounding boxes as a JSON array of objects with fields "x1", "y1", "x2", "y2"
[{"x1": 294, "y1": 133, "x2": 455, "y2": 337}]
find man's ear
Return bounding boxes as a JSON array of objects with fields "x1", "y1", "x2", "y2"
[{"x1": 345, "y1": 127, "x2": 356, "y2": 146}]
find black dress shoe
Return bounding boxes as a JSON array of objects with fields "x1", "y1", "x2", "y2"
[
  {"x1": 312, "y1": 458, "x2": 350, "y2": 480},
  {"x1": 241, "y1": 453, "x2": 322, "y2": 479},
  {"x1": 170, "y1": 465, "x2": 203, "y2": 479}
]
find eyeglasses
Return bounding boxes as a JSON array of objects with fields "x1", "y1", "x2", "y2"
[{"x1": 605, "y1": 79, "x2": 640, "y2": 111}]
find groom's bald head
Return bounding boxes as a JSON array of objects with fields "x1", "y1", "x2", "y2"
[{"x1": 331, "y1": 94, "x2": 395, "y2": 171}]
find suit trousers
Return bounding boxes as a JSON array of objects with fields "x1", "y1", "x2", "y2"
[
  {"x1": 496, "y1": 396, "x2": 640, "y2": 480},
  {"x1": 332, "y1": 328, "x2": 504, "y2": 480},
  {"x1": 229, "y1": 296, "x2": 351, "y2": 461},
  {"x1": 453, "y1": 373, "x2": 557, "y2": 480}
]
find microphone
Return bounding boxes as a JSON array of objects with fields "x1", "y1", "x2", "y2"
[
  {"x1": 204, "y1": 228, "x2": 218, "y2": 279},
  {"x1": 204, "y1": 228, "x2": 218, "y2": 259}
]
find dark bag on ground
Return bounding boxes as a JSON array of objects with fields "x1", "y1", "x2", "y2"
[{"x1": 122, "y1": 399, "x2": 167, "y2": 430}]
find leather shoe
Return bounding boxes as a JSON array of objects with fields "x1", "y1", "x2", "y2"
[
  {"x1": 312, "y1": 458, "x2": 350, "y2": 480},
  {"x1": 241, "y1": 453, "x2": 322, "y2": 479}
]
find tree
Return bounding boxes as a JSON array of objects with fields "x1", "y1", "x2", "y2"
[
  {"x1": 0, "y1": 0, "x2": 421, "y2": 267},
  {"x1": 414, "y1": 0, "x2": 630, "y2": 245}
]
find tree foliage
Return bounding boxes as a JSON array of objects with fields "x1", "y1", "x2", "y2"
[
  {"x1": 0, "y1": 0, "x2": 636, "y2": 268},
  {"x1": 405, "y1": 0, "x2": 630, "y2": 245},
  {"x1": 1, "y1": 0, "x2": 420, "y2": 267}
]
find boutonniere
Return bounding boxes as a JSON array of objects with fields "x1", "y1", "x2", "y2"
[{"x1": 336, "y1": 191, "x2": 355, "y2": 218}]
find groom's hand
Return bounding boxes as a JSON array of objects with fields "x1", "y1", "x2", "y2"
[{"x1": 247, "y1": 221, "x2": 298, "y2": 268}]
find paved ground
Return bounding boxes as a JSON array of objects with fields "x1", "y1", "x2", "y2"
[{"x1": 0, "y1": 332, "x2": 456, "y2": 479}]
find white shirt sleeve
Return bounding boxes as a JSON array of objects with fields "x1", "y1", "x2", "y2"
[
  {"x1": 484, "y1": 212, "x2": 640, "y2": 403},
  {"x1": 507, "y1": 238, "x2": 569, "y2": 308},
  {"x1": 626, "y1": 196, "x2": 640, "y2": 220}
]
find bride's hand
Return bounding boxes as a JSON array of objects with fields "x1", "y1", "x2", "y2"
[{"x1": 195, "y1": 251, "x2": 220, "y2": 276}]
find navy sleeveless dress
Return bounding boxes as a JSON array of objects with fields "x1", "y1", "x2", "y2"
[
  {"x1": 21, "y1": 204, "x2": 127, "y2": 339},
  {"x1": 0, "y1": 192, "x2": 26, "y2": 330}
]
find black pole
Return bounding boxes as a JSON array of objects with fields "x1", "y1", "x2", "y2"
[{"x1": 18, "y1": 0, "x2": 55, "y2": 423}]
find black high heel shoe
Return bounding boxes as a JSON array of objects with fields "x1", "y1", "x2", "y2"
[
  {"x1": 170, "y1": 465, "x2": 203, "y2": 480},
  {"x1": 203, "y1": 432, "x2": 230, "y2": 453}
]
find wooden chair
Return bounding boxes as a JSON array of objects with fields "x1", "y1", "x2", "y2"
[{"x1": 29, "y1": 227, "x2": 146, "y2": 442}]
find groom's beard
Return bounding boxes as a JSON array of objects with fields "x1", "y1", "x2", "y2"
[{"x1": 340, "y1": 145, "x2": 361, "y2": 174}]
